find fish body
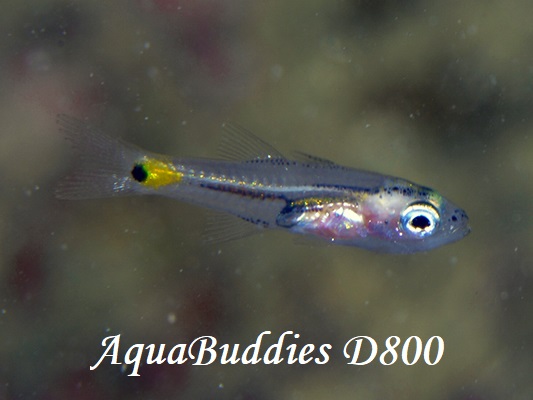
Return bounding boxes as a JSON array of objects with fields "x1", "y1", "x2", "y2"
[{"x1": 57, "y1": 116, "x2": 469, "y2": 253}]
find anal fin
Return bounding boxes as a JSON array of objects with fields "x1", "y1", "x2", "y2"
[{"x1": 202, "y1": 211, "x2": 266, "y2": 244}]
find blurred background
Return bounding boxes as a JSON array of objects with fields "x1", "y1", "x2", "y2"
[{"x1": 0, "y1": 0, "x2": 531, "y2": 399}]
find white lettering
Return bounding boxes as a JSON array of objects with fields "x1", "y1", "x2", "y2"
[
  {"x1": 90, "y1": 335, "x2": 122, "y2": 371},
  {"x1": 344, "y1": 336, "x2": 378, "y2": 365},
  {"x1": 315, "y1": 344, "x2": 331, "y2": 365},
  {"x1": 220, "y1": 344, "x2": 241, "y2": 364},
  {"x1": 263, "y1": 331, "x2": 293, "y2": 364},
  {"x1": 379, "y1": 336, "x2": 400, "y2": 365},
  {"x1": 286, "y1": 333, "x2": 300, "y2": 364},
  {"x1": 189, "y1": 336, "x2": 217, "y2": 365},
  {"x1": 125, "y1": 344, "x2": 145, "y2": 376},
  {"x1": 401, "y1": 336, "x2": 422, "y2": 366},
  {"x1": 146, "y1": 344, "x2": 167, "y2": 365},
  {"x1": 241, "y1": 331, "x2": 270, "y2": 364},
  {"x1": 424, "y1": 336, "x2": 445, "y2": 365},
  {"x1": 167, "y1": 344, "x2": 188, "y2": 364},
  {"x1": 298, "y1": 344, "x2": 315, "y2": 364}
]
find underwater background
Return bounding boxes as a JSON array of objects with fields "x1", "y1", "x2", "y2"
[{"x1": 0, "y1": 0, "x2": 531, "y2": 399}]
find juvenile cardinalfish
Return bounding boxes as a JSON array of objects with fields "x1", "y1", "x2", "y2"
[{"x1": 56, "y1": 115, "x2": 470, "y2": 253}]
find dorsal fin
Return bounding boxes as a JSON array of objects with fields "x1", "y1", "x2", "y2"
[
  {"x1": 218, "y1": 122, "x2": 285, "y2": 161},
  {"x1": 292, "y1": 151, "x2": 338, "y2": 166}
]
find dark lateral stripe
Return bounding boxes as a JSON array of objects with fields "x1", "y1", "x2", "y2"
[
  {"x1": 198, "y1": 182, "x2": 287, "y2": 201},
  {"x1": 312, "y1": 183, "x2": 378, "y2": 193}
]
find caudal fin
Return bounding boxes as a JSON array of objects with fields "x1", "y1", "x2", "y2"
[{"x1": 56, "y1": 115, "x2": 146, "y2": 200}]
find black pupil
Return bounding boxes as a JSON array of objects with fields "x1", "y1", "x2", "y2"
[
  {"x1": 131, "y1": 164, "x2": 148, "y2": 182},
  {"x1": 411, "y1": 215, "x2": 431, "y2": 230}
]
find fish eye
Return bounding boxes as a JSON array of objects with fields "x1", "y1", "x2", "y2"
[{"x1": 401, "y1": 202, "x2": 440, "y2": 237}]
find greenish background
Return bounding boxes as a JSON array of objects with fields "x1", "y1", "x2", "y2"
[{"x1": 0, "y1": 1, "x2": 531, "y2": 398}]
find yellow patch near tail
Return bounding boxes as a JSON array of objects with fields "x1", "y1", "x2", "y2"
[{"x1": 137, "y1": 157, "x2": 183, "y2": 188}]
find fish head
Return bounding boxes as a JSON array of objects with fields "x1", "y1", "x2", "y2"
[{"x1": 359, "y1": 180, "x2": 470, "y2": 253}]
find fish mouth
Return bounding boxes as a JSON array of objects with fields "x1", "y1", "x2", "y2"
[
  {"x1": 461, "y1": 224, "x2": 472, "y2": 237},
  {"x1": 448, "y1": 219, "x2": 470, "y2": 238},
  {"x1": 448, "y1": 207, "x2": 470, "y2": 237},
  {"x1": 461, "y1": 214, "x2": 471, "y2": 236}
]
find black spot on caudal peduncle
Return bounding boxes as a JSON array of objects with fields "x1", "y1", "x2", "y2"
[{"x1": 131, "y1": 163, "x2": 148, "y2": 182}]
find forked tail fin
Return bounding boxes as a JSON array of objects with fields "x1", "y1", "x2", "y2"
[{"x1": 56, "y1": 115, "x2": 147, "y2": 200}]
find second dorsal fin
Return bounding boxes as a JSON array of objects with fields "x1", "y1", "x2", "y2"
[{"x1": 218, "y1": 122, "x2": 286, "y2": 161}]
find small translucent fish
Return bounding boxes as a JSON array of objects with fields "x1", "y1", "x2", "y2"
[{"x1": 56, "y1": 115, "x2": 470, "y2": 253}]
